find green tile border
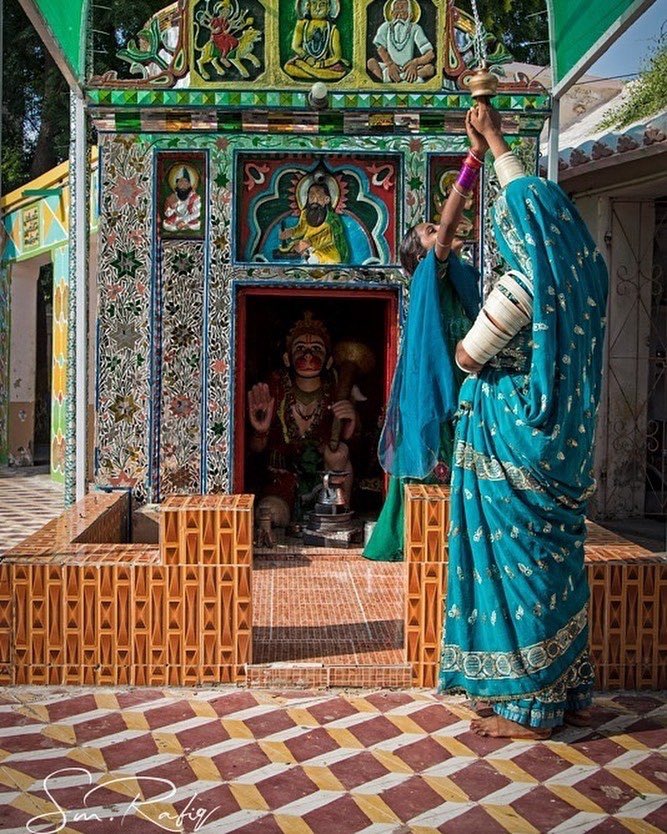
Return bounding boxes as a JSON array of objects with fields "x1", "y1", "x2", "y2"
[{"x1": 87, "y1": 88, "x2": 550, "y2": 112}]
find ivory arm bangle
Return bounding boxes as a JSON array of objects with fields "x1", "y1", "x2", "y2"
[
  {"x1": 461, "y1": 310, "x2": 512, "y2": 365},
  {"x1": 494, "y1": 151, "x2": 526, "y2": 188},
  {"x1": 460, "y1": 269, "x2": 533, "y2": 366}
]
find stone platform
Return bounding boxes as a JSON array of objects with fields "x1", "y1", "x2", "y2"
[{"x1": 0, "y1": 487, "x2": 664, "y2": 690}]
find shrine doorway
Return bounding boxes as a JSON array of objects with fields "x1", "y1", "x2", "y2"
[
  {"x1": 233, "y1": 284, "x2": 401, "y2": 511},
  {"x1": 234, "y1": 283, "x2": 407, "y2": 680}
]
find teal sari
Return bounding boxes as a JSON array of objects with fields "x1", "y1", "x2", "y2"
[
  {"x1": 438, "y1": 177, "x2": 608, "y2": 728},
  {"x1": 364, "y1": 250, "x2": 479, "y2": 561}
]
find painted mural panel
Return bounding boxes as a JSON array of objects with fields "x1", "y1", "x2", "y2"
[
  {"x1": 427, "y1": 153, "x2": 479, "y2": 245},
  {"x1": 279, "y1": 0, "x2": 351, "y2": 82},
  {"x1": 158, "y1": 243, "x2": 205, "y2": 497},
  {"x1": 156, "y1": 151, "x2": 207, "y2": 240},
  {"x1": 191, "y1": 0, "x2": 265, "y2": 83},
  {"x1": 366, "y1": 0, "x2": 437, "y2": 85},
  {"x1": 235, "y1": 153, "x2": 401, "y2": 266},
  {"x1": 88, "y1": 0, "x2": 542, "y2": 94}
]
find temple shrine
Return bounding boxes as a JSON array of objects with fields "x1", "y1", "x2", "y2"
[{"x1": 1, "y1": 0, "x2": 664, "y2": 691}]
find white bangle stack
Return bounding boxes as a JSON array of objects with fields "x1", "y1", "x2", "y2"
[
  {"x1": 461, "y1": 311, "x2": 513, "y2": 366},
  {"x1": 460, "y1": 270, "x2": 533, "y2": 367},
  {"x1": 494, "y1": 151, "x2": 526, "y2": 188}
]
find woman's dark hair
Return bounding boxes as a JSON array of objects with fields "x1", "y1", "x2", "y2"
[{"x1": 399, "y1": 225, "x2": 426, "y2": 276}]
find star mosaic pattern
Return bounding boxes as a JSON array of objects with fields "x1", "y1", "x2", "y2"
[
  {"x1": 0, "y1": 687, "x2": 665, "y2": 833},
  {"x1": 0, "y1": 473, "x2": 64, "y2": 558}
]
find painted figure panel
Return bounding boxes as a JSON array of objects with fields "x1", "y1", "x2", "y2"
[
  {"x1": 191, "y1": 0, "x2": 265, "y2": 83},
  {"x1": 427, "y1": 153, "x2": 479, "y2": 245},
  {"x1": 156, "y1": 151, "x2": 207, "y2": 240},
  {"x1": 235, "y1": 153, "x2": 401, "y2": 266},
  {"x1": 366, "y1": 0, "x2": 437, "y2": 84},
  {"x1": 280, "y1": 0, "x2": 351, "y2": 82}
]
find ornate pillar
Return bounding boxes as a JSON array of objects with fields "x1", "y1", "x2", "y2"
[{"x1": 65, "y1": 91, "x2": 89, "y2": 504}]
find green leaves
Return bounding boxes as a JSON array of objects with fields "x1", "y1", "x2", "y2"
[{"x1": 598, "y1": 46, "x2": 667, "y2": 130}]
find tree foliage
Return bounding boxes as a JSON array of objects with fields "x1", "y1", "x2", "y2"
[
  {"x1": 2, "y1": 0, "x2": 69, "y2": 193},
  {"x1": 462, "y1": 0, "x2": 549, "y2": 66},
  {"x1": 598, "y1": 43, "x2": 667, "y2": 130}
]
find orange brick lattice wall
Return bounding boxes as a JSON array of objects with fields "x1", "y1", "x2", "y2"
[
  {"x1": 404, "y1": 484, "x2": 667, "y2": 690},
  {"x1": 0, "y1": 493, "x2": 253, "y2": 686}
]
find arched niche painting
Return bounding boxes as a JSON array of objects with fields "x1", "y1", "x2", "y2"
[
  {"x1": 191, "y1": 0, "x2": 266, "y2": 83},
  {"x1": 234, "y1": 152, "x2": 401, "y2": 267},
  {"x1": 279, "y1": 0, "x2": 352, "y2": 83},
  {"x1": 366, "y1": 0, "x2": 438, "y2": 85}
]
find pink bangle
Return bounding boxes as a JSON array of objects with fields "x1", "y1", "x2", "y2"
[
  {"x1": 456, "y1": 162, "x2": 479, "y2": 192},
  {"x1": 464, "y1": 152, "x2": 482, "y2": 170}
]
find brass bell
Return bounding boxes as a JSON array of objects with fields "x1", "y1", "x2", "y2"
[{"x1": 465, "y1": 66, "x2": 498, "y2": 99}]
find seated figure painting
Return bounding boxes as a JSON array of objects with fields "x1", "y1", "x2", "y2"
[{"x1": 236, "y1": 153, "x2": 400, "y2": 266}]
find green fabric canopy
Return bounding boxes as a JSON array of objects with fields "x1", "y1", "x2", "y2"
[
  {"x1": 548, "y1": 0, "x2": 657, "y2": 95},
  {"x1": 18, "y1": 0, "x2": 87, "y2": 87}
]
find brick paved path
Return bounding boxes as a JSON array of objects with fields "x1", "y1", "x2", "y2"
[{"x1": 0, "y1": 686, "x2": 665, "y2": 833}]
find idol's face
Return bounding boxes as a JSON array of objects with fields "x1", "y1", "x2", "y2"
[
  {"x1": 307, "y1": 185, "x2": 330, "y2": 206},
  {"x1": 175, "y1": 177, "x2": 193, "y2": 200},
  {"x1": 291, "y1": 334, "x2": 327, "y2": 378},
  {"x1": 305, "y1": 185, "x2": 331, "y2": 227}
]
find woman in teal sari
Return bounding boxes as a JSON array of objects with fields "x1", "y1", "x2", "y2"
[
  {"x1": 364, "y1": 114, "x2": 483, "y2": 562},
  {"x1": 438, "y1": 104, "x2": 608, "y2": 737}
]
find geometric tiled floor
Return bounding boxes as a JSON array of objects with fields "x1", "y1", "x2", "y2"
[
  {"x1": 1, "y1": 687, "x2": 665, "y2": 833},
  {"x1": 0, "y1": 469, "x2": 64, "y2": 557}
]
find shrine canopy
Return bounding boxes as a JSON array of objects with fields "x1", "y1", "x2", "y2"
[
  {"x1": 18, "y1": 0, "x2": 659, "y2": 99},
  {"x1": 17, "y1": 0, "x2": 87, "y2": 90},
  {"x1": 548, "y1": 0, "x2": 658, "y2": 97}
]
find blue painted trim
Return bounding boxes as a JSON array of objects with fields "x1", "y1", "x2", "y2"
[{"x1": 201, "y1": 149, "x2": 211, "y2": 494}]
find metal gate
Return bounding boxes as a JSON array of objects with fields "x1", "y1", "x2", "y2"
[{"x1": 600, "y1": 199, "x2": 666, "y2": 519}]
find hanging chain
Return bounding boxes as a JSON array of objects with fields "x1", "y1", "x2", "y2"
[{"x1": 469, "y1": 0, "x2": 488, "y2": 68}]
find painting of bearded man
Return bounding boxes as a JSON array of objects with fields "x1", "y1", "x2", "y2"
[
  {"x1": 159, "y1": 158, "x2": 206, "y2": 240},
  {"x1": 278, "y1": 177, "x2": 349, "y2": 264}
]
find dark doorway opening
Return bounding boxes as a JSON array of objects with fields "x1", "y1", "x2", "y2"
[
  {"x1": 233, "y1": 285, "x2": 400, "y2": 517},
  {"x1": 33, "y1": 263, "x2": 53, "y2": 466}
]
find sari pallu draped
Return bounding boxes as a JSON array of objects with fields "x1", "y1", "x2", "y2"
[
  {"x1": 438, "y1": 177, "x2": 608, "y2": 727},
  {"x1": 364, "y1": 249, "x2": 479, "y2": 562}
]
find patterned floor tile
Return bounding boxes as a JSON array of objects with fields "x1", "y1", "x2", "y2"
[
  {"x1": 0, "y1": 687, "x2": 664, "y2": 834},
  {"x1": 0, "y1": 470, "x2": 64, "y2": 556}
]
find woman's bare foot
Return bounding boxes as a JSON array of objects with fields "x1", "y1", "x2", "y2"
[
  {"x1": 564, "y1": 708, "x2": 593, "y2": 727},
  {"x1": 469, "y1": 699, "x2": 493, "y2": 716},
  {"x1": 470, "y1": 715, "x2": 551, "y2": 739}
]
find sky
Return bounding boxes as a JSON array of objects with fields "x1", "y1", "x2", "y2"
[{"x1": 588, "y1": 0, "x2": 667, "y2": 79}]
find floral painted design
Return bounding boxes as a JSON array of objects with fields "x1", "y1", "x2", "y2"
[
  {"x1": 159, "y1": 242, "x2": 204, "y2": 497},
  {"x1": 111, "y1": 175, "x2": 143, "y2": 209}
]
